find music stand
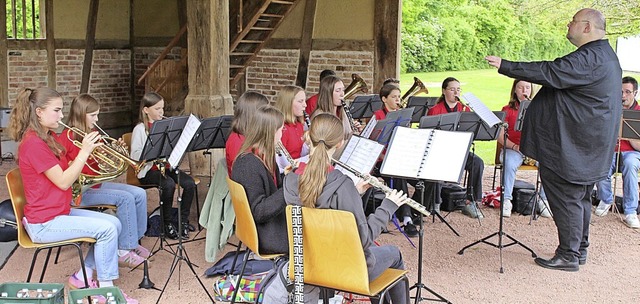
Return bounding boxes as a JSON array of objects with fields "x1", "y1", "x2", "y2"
[
  {"x1": 407, "y1": 96, "x2": 436, "y2": 123},
  {"x1": 369, "y1": 108, "x2": 413, "y2": 145},
  {"x1": 419, "y1": 112, "x2": 461, "y2": 131},
  {"x1": 457, "y1": 93, "x2": 537, "y2": 273},
  {"x1": 349, "y1": 94, "x2": 383, "y2": 120},
  {"x1": 608, "y1": 109, "x2": 640, "y2": 216},
  {"x1": 154, "y1": 114, "x2": 214, "y2": 303},
  {"x1": 515, "y1": 100, "x2": 530, "y2": 132},
  {"x1": 457, "y1": 111, "x2": 506, "y2": 141}
]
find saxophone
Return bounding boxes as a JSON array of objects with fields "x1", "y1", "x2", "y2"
[
  {"x1": 276, "y1": 142, "x2": 297, "y2": 170},
  {"x1": 332, "y1": 158, "x2": 431, "y2": 217}
]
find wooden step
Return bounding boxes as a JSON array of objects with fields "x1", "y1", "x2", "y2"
[
  {"x1": 251, "y1": 26, "x2": 274, "y2": 31},
  {"x1": 238, "y1": 39, "x2": 262, "y2": 44},
  {"x1": 230, "y1": 52, "x2": 254, "y2": 56}
]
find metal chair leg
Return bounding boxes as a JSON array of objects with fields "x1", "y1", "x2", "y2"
[
  {"x1": 26, "y1": 249, "x2": 42, "y2": 282},
  {"x1": 39, "y1": 248, "x2": 54, "y2": 282},
  {"x1": 230, "y1": 248, "x2": 251, "y2": 304},
  {"x1": 54, "y1": 247, "x2": 62, "y2": 264},
  {"x1": 74, "y1": 243, "x2": 90, "y2": 288}
]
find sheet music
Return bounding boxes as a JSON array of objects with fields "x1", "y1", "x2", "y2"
[
  {"x1": 380, "y1": 127, "x2": 473, "y2": 183},
  {"x1": 168, "y1": 114, "x2": 202, "y2": 168},
  {"x1": 418, "y1": 130, "x2": 473, "y2": 182},
  {"x1": 360, "y1": 116, "x2": 377, "y2": 139},
  {"x1": 462, "y1": 92, "x2": 501, "y2": 127},
  {"x1": 336, "y1": 136, "x2": 385, "y2": 184}
]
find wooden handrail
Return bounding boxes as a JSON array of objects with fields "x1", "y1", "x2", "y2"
[{"x1": 137, "y1": 24, "x2": 187, "y2": 85}]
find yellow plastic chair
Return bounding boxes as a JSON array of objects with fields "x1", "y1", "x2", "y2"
[
  {"x1": 226, "y1": 177, "x2": 284, "y2": 304},
  {"x1": 5, "y1": 168, "x2": 95, "y2": 286},
  {"x1": 285, "y1": 205, "x2": 409, "y2": 303}
]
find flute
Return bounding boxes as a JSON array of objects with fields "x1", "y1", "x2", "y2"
[
  {"x1": 276, "y1": 142, "x2": 297, "y2": 170},
  {"x1": 331, "y1": 158, "x2": 431, "y2": 217}
]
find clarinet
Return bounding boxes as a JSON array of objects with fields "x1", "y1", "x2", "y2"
[
  {"x1": 303, "y1": 112, "x2": 311, "y2": 129},
  {"x1": 276, "y1": 142, "x2": 297, "y2": 170},
  {"x1": 331, "y1": 158, "x2": 431, "y2": 217},
  {"x1": 340, "y1": 100, "x2": 359, "y2": 133}
]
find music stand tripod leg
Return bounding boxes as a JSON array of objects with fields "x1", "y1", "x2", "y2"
[
  {"x1": 155, "y1": 168, "x2": 213, "y2": 303},
  {"x1": 420, "y1": 181, "x2": 460, "y2": 237},
  {"x1": 457, "y1": 123, "x2": 537, "y2": 273},
  {"x1": 410, "y1": 183, "x2": 451, "y2": 304}
]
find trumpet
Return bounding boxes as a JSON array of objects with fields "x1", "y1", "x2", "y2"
[
  {"x1": 400, "y1": 77, "x2": 429, "y2": 108},
  {"x1": 331, "y1": 158, "x2": 431, "y2": 217},
  {"x1": 59, "y1": 121, "x2": 146, "y2": 186}
]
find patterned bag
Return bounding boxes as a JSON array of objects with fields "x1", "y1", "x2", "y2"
[{"x1": 213, "y1": 271, "x2": 268, "y2": 303}]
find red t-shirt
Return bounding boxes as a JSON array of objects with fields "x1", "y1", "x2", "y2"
[
  {"x1": 426, "y1": 101, "x2": 470, "y2": 116},
  {"x1": 373, "y1": 107, "x2": 389, "y2": 120},
  {"x1": 617, "y1": 102, "x2": 640, "y2": 152},
  {"x1": 501, "y1": 104, "x2": 521, "y2": 145},
  {"x1": 58, "y1": 128, "x2": 99, "y2": 175},
  {"x1": 225, "y1": 132, "x2": 245, "y2": 176},
  {"x1": 305, "y1": 94, "x2": 319, "y2": 116},
  {"x1": 19, "y1": 130, "x2": 72, "y2": 224},
  {"x1": 281, "y1": 121, "x2": 305, "y2": 159}
]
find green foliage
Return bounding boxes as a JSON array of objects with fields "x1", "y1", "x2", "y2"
[{"x1": 6, "y1": 0, "x2": 42, "y2": 39}]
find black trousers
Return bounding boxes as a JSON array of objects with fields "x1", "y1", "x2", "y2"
[
  {"x1": 465, "y1": 152, "x2": 484, "y2": 201},
  {"x1": 140, "y1": 169, "x2": 196, "y2": 224},
  {"x1": 539, "y1": 165, "x2": 593, "y2": 261}
]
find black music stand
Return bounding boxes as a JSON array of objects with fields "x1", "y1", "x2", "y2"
[
  {"x1": 369, "y1": 108, "x2": 413, "y2": 145},
  {"x1": 417, "y1": 112, "x2": 462, "y2": 236},
  {"x1": 609, "y1": 110, "x2": 640, "y2": 216},
  {"x1": 457, "y1": 103, "x2": 537, "y2": 273},
  {"x1": 140, "y1": 116, "x2": 188, "y2": 259},
  {"x1": 349, "y1": 94, "x2": 383, "y2": 120},
  {"x1": 154, "y1": 114, "x2": 214, "y2": 304},
  {"x1": 408, "y1": 96, "x2": 437, "y2": 124},
  {"x1": 514, "y1": 100, "x2": 530, "y2": 132}
]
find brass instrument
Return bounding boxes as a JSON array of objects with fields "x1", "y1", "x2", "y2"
[
  {"x1": 400, "y1": 77, "x2": 429, "y2": 108},
  {"x1": 343, "y1": 73, "x2": 368, "y2": 100},
  {"x1": 59, "y1": 121, "x2": 145, "y2": 188},
  {"x1": 332, "y1": 158, "x2": 431, "y2": 217},
  {"x1": 276, "y1": 141, "x2": 297, "y2": 171},
  {"x1": 341, "y1": 100, "x2": 359, "y2": 133},
  {"x1": 523, "y1": 156, "x2": 537, "y2": 167}
]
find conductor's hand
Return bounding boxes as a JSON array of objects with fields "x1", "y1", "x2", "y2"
[
  {"x1": 485, "y1": 56, "x2": 502, "y2": 69},
  {"x1": 386, "y1": 189, "x2": 409, "y2": 207}
]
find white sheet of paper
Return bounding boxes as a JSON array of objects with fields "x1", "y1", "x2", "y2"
[
  {"x1": 379, "y1": 127, "x2": 429, "y2": 178},
  {"x1": 360, "y1": 116, "x2": 377, "y2": 139},
  {"x1": 462, "y1": 92, "x2": 501, "y2": 128},
  {"x1": 417, "y1": 130, "x2": 473, "y2": 182},
  {"x1": 336, "y1": 136, "x2": 384, "y2": 184},
  {"x1": 168, "y1": 114, "x2": 202, "y2": 168}
]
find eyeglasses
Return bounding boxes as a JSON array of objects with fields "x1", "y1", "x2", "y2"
[
  {"x1": 623, "y1": 90, "x2": 637, "y2": 95},
  {"x1": 446, "y1": 88, "x2": 462, "y2": 93}
]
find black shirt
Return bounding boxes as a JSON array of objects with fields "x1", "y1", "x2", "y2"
[{"x1": 498, "y1": 39, "x2": 622, "y2": 184}]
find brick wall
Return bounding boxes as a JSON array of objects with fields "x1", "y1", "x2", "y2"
[
  {"x1": 7, "y1": 50, "x2": 48, "y2": 106},
  {"x1": 244, "y1": 49, "x2": 374, "y2": 101}
]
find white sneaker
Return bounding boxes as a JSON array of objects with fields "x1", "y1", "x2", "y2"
[
  {"x1": 624, "y1": 214, "x2": 640, "y2": 229},
  {"x1": 538, "y1": 199, "x2": 552, "y2": 218},
  {"x1": 502, "y1": 199, "x2": 512, "y2": 218},
  {"x1": 595, "y1": 201, "x2": 612, "y2": 216}
]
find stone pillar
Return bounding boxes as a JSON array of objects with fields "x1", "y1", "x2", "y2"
[{"x1": 185, "y1": 0, "x2": 234, "y2": 176}]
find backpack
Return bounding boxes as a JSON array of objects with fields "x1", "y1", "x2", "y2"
[{"x1": 213, "y1": 271, "x2": 269, "y2": 303}]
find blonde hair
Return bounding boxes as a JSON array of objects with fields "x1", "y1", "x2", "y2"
[
  {"x1": 138, "y1": 92, "x2": 163, "y2": 132},
  {"x1": 67, "y1": 93, "x2": 100, "y2": 140},
  {"x1": 231, "y1": 91, "x2": 269, "y2": 135},
  {"x1": 8, "y1": 87, "x2": 65, "y2": 157},
  {"x1": 299, "y1": 113, "x2": 344, "y2": 208},
  {"x1": 274, "y1": 85, "x2": 305, "y2": 124},
  {"x1": 237, "y1": 105, "x2": 284, "y2": 176}
]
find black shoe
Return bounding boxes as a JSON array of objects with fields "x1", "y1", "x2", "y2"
[
  {"x1": 180, "y1": 222, "x2": 191, "y2": 239},
  {"x1": 403, "y1": 223, "x2": 419, "y2": 237},
  {"x1": 187, "y1": 223, "x2": 196, "y2": 232},
  {"x1": 579, "y1": 251, "x2": 587, "y2": 265},
  {"x1": 534, "y1": 255, "x2": 579, "y2": 272},
  {"x1": 164, "y1": 223, "x2": 180, "y2": 240}
]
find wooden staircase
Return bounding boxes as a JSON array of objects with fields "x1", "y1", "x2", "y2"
[{"x1": 229, "y1": 0, "x2": 301, "y2": 88}]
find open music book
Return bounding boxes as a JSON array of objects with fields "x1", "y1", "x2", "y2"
[
  {"x1": 380, "y1": 127, "x2": 473, "y2": 183},
  {"x1": 168, "y1": 114, "x2": 202, "y2": 169},
  {"x1": 335, "y1": 135, "x2": 385, "y2": 184}
]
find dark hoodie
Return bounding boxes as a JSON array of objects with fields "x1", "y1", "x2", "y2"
[{"x1": 283, "y1": 169, "x2": 398, "y2": 269}]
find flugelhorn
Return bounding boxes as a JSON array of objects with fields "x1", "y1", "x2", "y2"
[
  {"x1": 400, "y1": 77, "x2": 429, "y2": 108},
  {"x1": 59, "y1": 121, "x2": 145, "y2": 186},
  {"x1": 343, "y1": 73, "x2": 368, "y2": 100},
  {"x1": 332, "y1": 158, "x2": 431, "y2": 217}
]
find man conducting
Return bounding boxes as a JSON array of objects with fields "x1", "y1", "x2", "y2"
[{"x1": 485, "y1": 8, "x2": 622, "y2": 272}]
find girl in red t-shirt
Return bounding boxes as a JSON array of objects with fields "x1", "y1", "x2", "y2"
[
  {"x1": 274, "y1": 85, "x2": 310, "y2": 172},
  {"x1": 58, "y1": 93, "x2": 151, "y2": 269},
  {"x1": 8, "y1": 88, "x2": 137, "y2": 303}
]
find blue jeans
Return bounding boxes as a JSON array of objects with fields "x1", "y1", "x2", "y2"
[
  {"x1": 500, "y1": 149, "x2": 547, "y2": 201},
  {"x1": 24, "y1": 208, "x2": 121, "y2": 281},
  {"x1": 368, "y1": 245, "x2": 407, "y2": 304},
  {"x1": 81, "y1": 182, "x2": 148, "y2": 250},
  {"x1": 596, "y1": 151, "x2": 640, "y2": 215}
]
